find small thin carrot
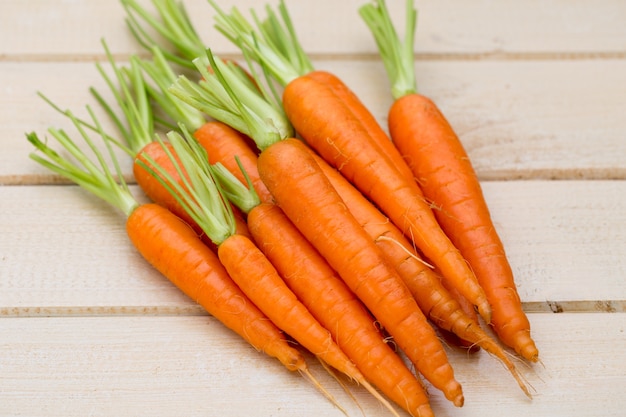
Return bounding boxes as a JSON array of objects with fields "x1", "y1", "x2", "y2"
[
  {"x1": 258, "y1": 138, "x2": 464, "y2": 407},
  {"x1": 209, "y1": 0, "x2": 493, "y2": 325},
  {"x1": 24, "y1": 108, "x2": 312, "y2": 382},
  {"x1": 360, "y1": 0, "x2": 538, "y2": 362}
]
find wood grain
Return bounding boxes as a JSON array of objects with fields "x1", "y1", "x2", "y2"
[{"x1": 1, "y1": 1, "x2": 625, "y2": 416}]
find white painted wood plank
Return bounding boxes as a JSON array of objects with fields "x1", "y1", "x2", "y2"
[
  {"x1": 1, "y1": 181, "x2": 625, "y2": 311},
  {"x1": 3, "y1": 58, "x2": 626, "y2": 184},
  {"x1": 0, "y1": 185, "x2": 194, "y2": 311},
  {"x1": 1, "y1": 313, "x2": 624, "y2": 417},
  {"x1": 2, "y1": 0, "x2": 625, "y2": 57},
  {"x1": 481, "y1": 180, "x2": 626, "y2": 304}
]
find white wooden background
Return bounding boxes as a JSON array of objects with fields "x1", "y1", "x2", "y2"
[{"x1": 1, "y1": 1, "x2": 625, "y2": 416}]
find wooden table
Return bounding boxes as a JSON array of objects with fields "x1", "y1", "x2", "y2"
[{"x1": 2, "y1": 1, "x2": 625, "y2": 416}]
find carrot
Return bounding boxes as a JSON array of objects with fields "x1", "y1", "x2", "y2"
[
  {"x1": 208, "y1": 0, "x2": 493, "y2": 325},
  {"x1": 145, "y1": 126, "x2": 398, "y2": 413},
  {"x1": 257, "y1": 138, "x2": 465, "y2": 407},
  {"x1": 360, "y1": 0, "x2": 538, "y2": 362},
  {"x1": 307, "y1": 149, "x2": 532, "y2": 398},
  {"x1": 24, "y1": 109, "x2": 316, "y2": 386}
]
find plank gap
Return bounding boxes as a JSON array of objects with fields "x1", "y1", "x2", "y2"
[
  {"x1": 3, "y1": 51, "x2": 626, "y2": 64},
  {"x1": 2, "y1": 301, "x2": 624, "y2": 318}
]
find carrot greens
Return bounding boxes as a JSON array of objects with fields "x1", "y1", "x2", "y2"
[
  {"x1": 359, "y1": 0, "x2": 418, "y2": 99},
  {"x1": 168, "y1": 50, "x2": 294, "y2": 150},
  {"x1": 121, "y1": 0, "x2": 204, "y2": 68}
]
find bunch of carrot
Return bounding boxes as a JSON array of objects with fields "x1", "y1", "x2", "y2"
[{"x1": 25, "y1": 0, "x2": 540, "y2": 416}]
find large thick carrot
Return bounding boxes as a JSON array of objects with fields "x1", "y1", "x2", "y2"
[
  {"x1": 257, "y1": 138, "x2": 464, "y2": 407},
  {"x1": 360, "y1": 0, "x2": 538, "y2": 362},
  {"x1": 308, "y1": 151, "x2": 532, "y2": 398},
  {"x1": 208, "y1": 0, "x2": 492, "y2": 325},
  {"x1": 24, "y1": 112, "x2": 311, "y2": 379}
]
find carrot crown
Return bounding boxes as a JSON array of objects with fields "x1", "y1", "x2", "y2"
[
  {"x1": 137, "y1": 125, "x2": 259, "y2": 245},
  {"x1": 359, "y1": 0, "x2": 418, "y2": 99},
  {"x1": 207, "y1": 0, "x2": 314, "y2": 87},
  {"x1": 26, "y1": 107, "x2": 139, "y2": 218},
  {"x1": 168, "y1": 49, "x2": 294, "y2": 151},
  {"x1": 121, "y1": 0, "x2": 205, "y2": 68}
]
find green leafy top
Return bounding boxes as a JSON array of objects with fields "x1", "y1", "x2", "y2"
[
  {"x1": 121, "y1": 0, "x2": 205, "y2": 68},
  {"x1": 89, "y1": 39, "x2": 155, "y2": 156},
  {"x1": 137, "y1": 125, "x2": 260, "y2": 245},
  {"x1": 137, "y1": 45, "x2": 207, "y2": 132},
  {"x1": 26, "y1": 107, "x2": 139, "y2": 218},
  {"x1": 207, "y1": 0, "x2": 314, "y2": 87},
  {"x1": 169, "y1": 49, "x2": 294, "y2": 151},
  {"x1": 359, "y1": 0, "x2": 418, "y2": 99}
]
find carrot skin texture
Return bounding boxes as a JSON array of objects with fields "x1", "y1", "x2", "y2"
[
  {"x1": 388, "y1": 93, "x2": 538, "y2": 362},
  {"x1": 282, "y1": 73, "x2": 492, "y2": 325},
  {"x1": 305, "y1": 71, "x2": 415, "y2": 181},
  {"x1": 216, "y1": 233, "x2": 365, "y2": 383},
  {"x1": 248, "y1": 202, "x2": 433, "y2": 417},
  {"x1": 258, "y1": 139, "x2": 464, "y2": 407},
  {"x1": 193, "y1": 121, "x2": 273, "y2": 204},
  {"x1": 125, "y1": 203, "x2": 305, "y2": 371}
]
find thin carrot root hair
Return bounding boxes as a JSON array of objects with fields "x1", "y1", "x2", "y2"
[
  {"x1": 317, "y1": 358, "x2": 366, "y2": 417},
  {"x1": 317, "y1": 356, "x2": 402, "y2": 417},
  {"x1": 472, "y1": 331, "x2": 535, "y2": 399},
  {"x1": 375, "y1": 235, "x2": 434, "y2": 269},
  {"x1": 298, "y1": 366, "x2": 348, "y2": 416}
]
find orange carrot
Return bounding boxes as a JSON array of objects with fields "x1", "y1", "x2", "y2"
[
  {"x1": 24, "y1": 115, "x2": 309, "y2": 378},
  {"x1": 360, "y1": 0, "x2": 538, "y2": 362},
  {"x1": 209, "y1": 0, "x2": 493, "y2": 325},
  {"x1": 309, "y1": 150, "x2": 532, "y2": 398},
  {"x1": 257, "y1": 138, "x2": 464, "y2": 407}
]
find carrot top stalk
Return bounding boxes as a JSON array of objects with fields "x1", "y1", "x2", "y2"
[
  {"x1": 360, "y1": 0, "x2": 539, "y2": 362},
  {"x1": 121, "y1": 0, "x2": 205, "y2": 68}
]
